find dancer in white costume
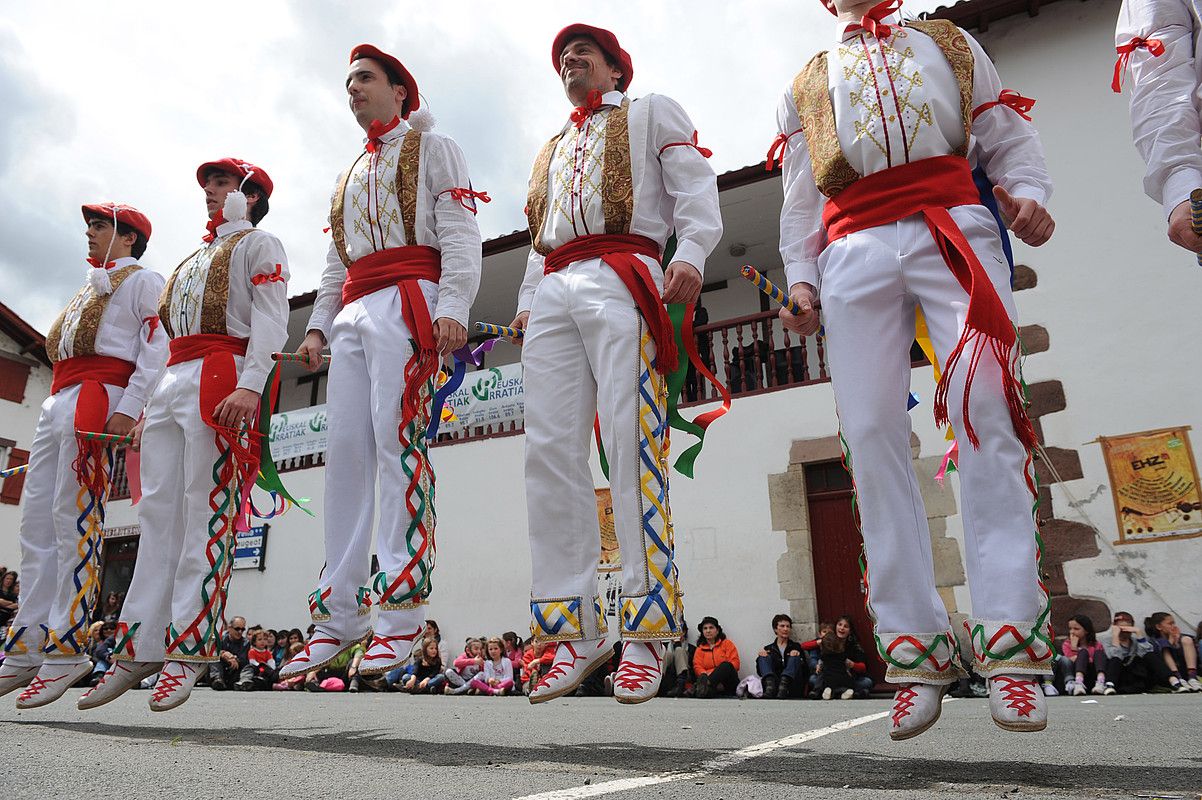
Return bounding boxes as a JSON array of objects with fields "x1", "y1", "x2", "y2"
[
  {"x1": 775, "y1": 0, "x2": 1057, "y2": 739},
  {"x1": 1114, "y1": 0, "x2": 1202, "y2": 256},
  {"x1": 1, "y1": 203, "x2": 165, "y2": 709},
  {"x1": 80, "y1": 159, "x2": 290, "y2": 712},
  {"x1": 279, "y1": 44, "x2": 482, "y2": 680},
  {"x1": 511, "y1": 23, "x2": 721, "y2": 705}
]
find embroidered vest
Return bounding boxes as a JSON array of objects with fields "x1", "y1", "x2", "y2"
[
  {"x1": 330, "y1": 129, "x2": 424, "y2": 268},
  {"x1": 525, "y1": 99, "x2": 635, "y2": 256},
  {"x1": 45, "y1": 265, "x2": 143, "y2": 363},
  {"x1": 158, "y1": 229, "x2": 255, "y2": 338},
  {"x1": 792, "y1": 19, "x2": 975, "y2": 197}
]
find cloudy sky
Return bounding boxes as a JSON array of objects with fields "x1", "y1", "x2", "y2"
[{"x1": 0, "y1": 0, "x2": 948, "y2": 331}]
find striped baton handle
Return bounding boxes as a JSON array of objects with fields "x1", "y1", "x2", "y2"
[
  {"x1": 273, "y1": 352, "x2": 331, "y2": 365},
  {"x1": 75, "y1": 431, "x2": 135, "y2": 446},
  {"x1": 740, "y1": 265, "x2": 805, "y2": 315},
  {"x1": 0, "y1": 463, "x2": 28, "y2": 479},
  {"x1": 474, "y1": 322, "x2": 524, "y2": 340}
]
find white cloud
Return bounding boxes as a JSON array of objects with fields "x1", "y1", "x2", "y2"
[{"x1": 0, "y1": 0, "x2": 948, "y2": 330}]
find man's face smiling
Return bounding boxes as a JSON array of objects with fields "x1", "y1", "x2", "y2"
[{"x1": 560, "y1": 36, "x2": 621, "y2": 103}]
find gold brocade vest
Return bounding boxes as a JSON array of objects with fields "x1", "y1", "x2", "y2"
[
  {"x1": 524, "y1": 98, "x2": 635, "y2": 256},
  {"x1": 792, "y1": 19, "x2": 975, "y2": 198},
  {"x1": 157, "y1": 229, "x2": 255, "y2": 338},
  {"x1": 330, "y1": 129, "x2": 424, "y2": 268},
  {"x1": 45, "y1": 265, "x2": 143, "y2": 363}
]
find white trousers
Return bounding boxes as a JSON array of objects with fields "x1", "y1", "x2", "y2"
[
  {"x1": 313, "y1": 285, "x2": 436, "y2": 639},
  {"x1": 523, "y1": 257, "x2": 681, "y2": 644},
  {"x1": 3, "y1": 384, "x2": 119, "y2": 666},
  {"x1": 820, "y1": 205, "x2": 1051, "y2": 683},
  {"x1": 116, "y1": 359, "x2": 236, "y2": 663}
]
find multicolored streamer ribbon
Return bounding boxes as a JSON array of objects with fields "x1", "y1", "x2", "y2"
[
  {"x1": 254, "y1": 362, "x2": 314, "y2": 517},
  {"x1": 934, "y1": 439, "x2": 959, "y2": 485},
  {"x1": 426, "y1": 337, "x2": 504, "y2": 440}
]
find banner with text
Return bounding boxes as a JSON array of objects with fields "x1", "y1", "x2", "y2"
[
  {"x1": 441, "y1": 363, "x2": 524, "y2": 434},
  {"x1": 1099, "y1": 426, "x2": 1202, "y2": 544},
  {"x1": 269, "y1": 404, "x2": 328, "y2": 461}
]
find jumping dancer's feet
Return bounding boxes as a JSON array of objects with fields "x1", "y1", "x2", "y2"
[
  {"x1": 148, "y1": 661, "x2": 203, "y2": 712},
  {"x1": 529, "y1": 638, "x2": 611, "y2": 704},
  {"x1": 358, "y1": 626, "x2": 423, "y2": 676},
  {"x1": 613, "y1": 642, "x2": 663, "y2": 705},
  {"x1": 15, "y1": 660, "x2": 92, "y2": 709},
  {"x1": 79, "y1": 660, "x2": 162, "y2": 710},
  {"x1": 279, "y1": 627, "x2": 368, "y2": 679},
  {"x1": 888, "y1": 683, "x2": 947, "y2": 741},
  {"x1": 0, "y1": 662, "x2": 39, "y2": 699},
  {"x1": 989, "y1": 674, "x2": 1047, "y2": 732}
]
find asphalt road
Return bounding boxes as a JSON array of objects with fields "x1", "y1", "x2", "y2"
[{"x1": 2, "y1": 689, "x2": 1199, "y2": 799}]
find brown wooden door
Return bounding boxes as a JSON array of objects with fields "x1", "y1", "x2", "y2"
[{"x1": 805, "y1": 460, "x2": 886, "y2": 685}]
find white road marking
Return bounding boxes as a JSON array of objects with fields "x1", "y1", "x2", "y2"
[{"x1": 512, "y1": 706, "x2": 899, "y2": 800}]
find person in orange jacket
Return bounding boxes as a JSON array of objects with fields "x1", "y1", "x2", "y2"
[{"x1": 692, "y1": 616, "x2": 740, "y2": 698}]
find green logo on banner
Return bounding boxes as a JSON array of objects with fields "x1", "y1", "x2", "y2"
[{"x1": 473, "y1": 368, "x2": 503, "y2": 401}]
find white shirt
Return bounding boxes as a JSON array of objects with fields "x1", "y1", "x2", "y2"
[
  {"x1": 307, "y1": 118, "x2": 483, "y2": 339},
  {"x1": 1116, "y1": 0, "x2": 1202, "y2": 218},
  {"x1": 56, "y1": 257, "x2": 168, "y2": 419},
  {"x1": 517, "y1": 92, "x2": 723, "y2": 314},
  {"x1": 776, "y1": 18, "x2": 1053, "y2": 289},
  {"x1": 168, "y1": 219, "x2": 291, "y2": 393}
]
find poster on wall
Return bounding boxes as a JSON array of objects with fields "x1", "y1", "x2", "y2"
[
  {"x1": 269, "y1": 404, "x2": 328, "y2": 460},
  {"x1": 440, "y1": 363, "x2": 524, "y2": 434},
  {"x1": 596, "y1": 488, "x2": 620, "y2": 572},
  {"x1": 1098, "y1": 427, "x2": 1202, "y2": 544}
]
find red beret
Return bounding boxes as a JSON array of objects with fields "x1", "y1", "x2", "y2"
[
  {"x1": 81, "y1": 202, "x2": 152, "y2": 241},
  {"x1": 196, "y1": 158, "x2": 274, "y2": 197},
  {"x1": 552, "y1": 24, "x2": 633, "y2": 92},
  {"x1": 349, "y1": 44, "x2": 420, "y2": 119}
]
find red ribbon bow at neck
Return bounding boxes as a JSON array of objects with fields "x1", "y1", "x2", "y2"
[
  {"x1": 972, "y1": 89, "x2": 1036, "y2": 121},
  {"x1": 86, "y1": 258, "x2": 116, "y2": 269},
  {"x1": 203, "y1": 211, "x2": 226, "y2": 243},
  {"x1": 848, "y1": 0, "x2": 902, "y2": 39},
  {"x1": 570, "y1": 89, "x2": 605, "y2": 129},
  {"x1": 1112, "y1": 37, "x2": 1165, "y2": 93},
  {"x1": 366, "y1": 116, "x2": 402, "y2": 153}
]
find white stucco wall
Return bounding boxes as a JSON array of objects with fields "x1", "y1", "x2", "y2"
[
  {"x1": 0, "y1": 334, "x2": 52, "y2": 574},
  {"x1": 974, "y1": 0, "x2": 1202, "y2": 629}
]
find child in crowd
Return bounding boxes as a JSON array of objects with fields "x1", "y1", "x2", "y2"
[
  {"x1": 85, "y1": 622, "x2": 117, "y2": 686},
  {"x1": 444, "y1": 637, "x2": 486, "y2": 695},
  {"x1": 522, "y1": 640, "x2": 555, "y2": 695},
  {"x1": 273, "y1": 643, "x2": 306, "y2": 690},
  {"x1": 469, "y1": 637, "x2": 515, "y2": 696},
  {"x1": 401, "y1": 638, "x2": 446, "y2": 694},
  {"x1": 1103, "y1": 611, "x2": 1166, "y2": 694},
  {"x1": 246, "y1": 629, "x2": 278, "y2": 691},
  {"x1": 812, "y1": 616, "x2": 873, "y2": 700},
  {"x1": 1061, "y1": 615, "x2": 1110, "y2": 695},
  {"x1": 1146, "y1": 612, "x2": 1200, "y2": 693}
]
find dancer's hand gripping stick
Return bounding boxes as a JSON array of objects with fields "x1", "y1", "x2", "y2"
[
  {"x1": 474, "y1": 322, "x2": 524, "y2": 340},
  {"x1": 739, "y1": 265, "x2": 805, "y2": 315}
]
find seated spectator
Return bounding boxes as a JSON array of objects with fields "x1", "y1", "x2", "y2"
[
  {"x1": 801, "y1": 621, "x2": 832, "y2": 696},
  {"x1": 401, "y1": 638, "x2": 447, "y2": 694},
  {"x1": 660, "y1": 624, "x2": 695, "y2": 698},
  {"x1": 244, "y1": 629, "x2": 278, "y2": 691},
  {"x1": 1146, "y1": 612, "x2": 1200, "y2": 693},
  {"x1": 98, "y1": 591, "x2": 122, "y2": 623},
  {"x1": 0, "y1": 570, "x2": 19, "y2": 632},
  {"x1": 469, "y1": 637, "x2": 515, "y2": 696},
  {"x1": 521, "y1": 640, "x2": 555, "y2": 695},
  {"x1": 288, "y1": 628, "x2": 304, "y2": 648},
  {"x1": 273, "y1": 643, "x2": 306, "y2": 690},
  {"x1": 1061, "y1": 615, "x2": 1111, "y2": 695},
  {"x1": 1103, "y1": 611, "x2": 1169, "y2": 694},
  {"x1": 756, "y1": 614, "x2": 806, "y2": 700},
  {"x1": 409, "y1": 619, "x2": 450, "y2": 666},
  {"x1": 439, "y1": 637, "x2": 485, "y2": 695},
  {"x1": 209, "y1": 616, "x2": 250, "y2": 691},
  {"x1": 502, "y1": 631, "x2": 525, "y2": 693},
  {"x1": 812, "y1": 616, "x2": 873, "y2": 700},
  {"x1": 85, "y1": 621, "x2": 117, "y2": 686},
  {"x1": 304, "y1": 641, "x2": 366, "y2": 692},
  {"x1": 693, "y1": 616, "x2": 740, "y2": 698}
]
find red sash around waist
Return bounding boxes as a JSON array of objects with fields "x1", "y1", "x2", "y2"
[
  {"x1": 167, "y1": 333, "x2": 249, "y2": 366},
  {"x1": 544, "y1": 234, "x2": 678, "y2": 374},
  {"x1": 51, "y1": 355, "x2": 135, "y2": 396},
  {"x1": 52, "y1": 356, "x2": 136, "y2": 495},
  {"x1": 821, "y1": 155, "x2": 1035, "y2": 451},
  {"x1": 343, "y1": 245, "x2": 443, "y2": 434}
]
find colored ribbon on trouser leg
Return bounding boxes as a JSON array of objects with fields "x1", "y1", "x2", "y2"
[
  {"x1": 426, "y1": 337, "x2": 503, "y2": 440},
  {"x1": 254, "y1": 361, "x2": 312, "y2": 515},
  {"x1": 376, "y1": 388, "x2": 436, "y2": 608}
]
